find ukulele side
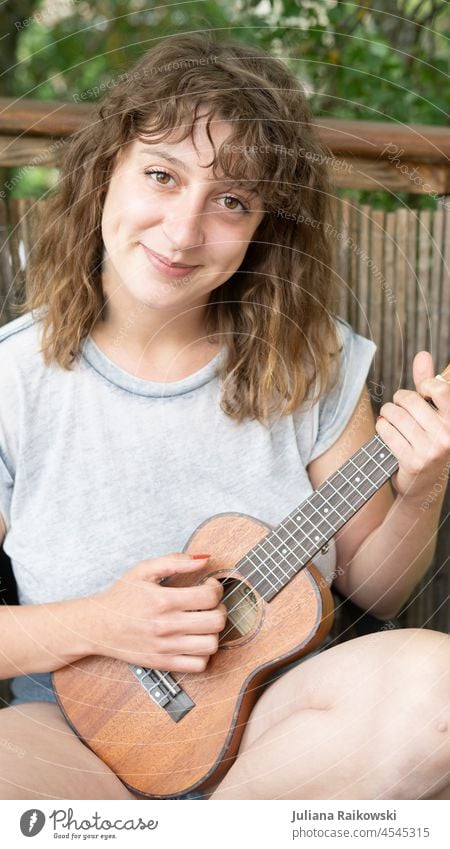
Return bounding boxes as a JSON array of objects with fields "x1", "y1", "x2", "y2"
[{"x1": 53, "y1": 511, "x2": 334, "y2": 798}]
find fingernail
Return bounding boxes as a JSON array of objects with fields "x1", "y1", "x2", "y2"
[
  {"x1": 192, "y1": 553, "x2": 211, "y2": 559},
  {"x1": 376, "y1": 415, "x2": 383, "y2": 421}
]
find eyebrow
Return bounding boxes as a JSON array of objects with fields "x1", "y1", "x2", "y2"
[
  {"x1": 137, "y1": 147, "x2": 257, "y2": 194},
  {"x1": 138, "y1": 148, "x2": 191, "y2": 172}
]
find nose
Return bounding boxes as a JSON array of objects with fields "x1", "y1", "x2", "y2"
[{"x1": 161, "y1": 187, "x2": 207, "y2": 255}]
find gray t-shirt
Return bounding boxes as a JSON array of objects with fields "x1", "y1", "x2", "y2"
[{"x1": 0, "y1": 311, "x2": 376, "y2": 704}]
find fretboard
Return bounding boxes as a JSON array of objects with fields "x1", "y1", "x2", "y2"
[{"x1": 237, "y1": 435, "x2": 399, "y2": 601}]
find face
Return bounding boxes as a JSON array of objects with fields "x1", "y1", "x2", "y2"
[{"x1": 100, "y1": 116, "x2": 266, "y2": 315}]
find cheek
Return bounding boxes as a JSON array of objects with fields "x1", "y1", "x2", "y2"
[
  {"x1": 102, "y1": 179, "x2": 159, "y2": 236},
  {"x1": 227, "y1": 234, "x2": 254, "y2": 270},
  {"x1": 216, "y1": 229, "x2": 252, "y2": 263}
]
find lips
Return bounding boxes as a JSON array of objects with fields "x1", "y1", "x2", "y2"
[{"x1": 141, "y1": 244, "x2": 197, "y2": 269}]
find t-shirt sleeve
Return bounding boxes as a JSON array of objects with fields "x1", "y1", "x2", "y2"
[
  {"x1": 0, "y1": 447, "x2": 13, "y2": 532},
  {"x1": 308, "y1": 318, "x2": 377, "y2": 464}
]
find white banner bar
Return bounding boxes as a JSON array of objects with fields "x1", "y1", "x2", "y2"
[{"x1": 0, "y1": 798, "x2": 448, "y2": 848}]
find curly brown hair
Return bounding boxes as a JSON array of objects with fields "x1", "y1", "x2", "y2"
[{"x1": 20, "y1": 32, "x2": 341, "y2": 426}]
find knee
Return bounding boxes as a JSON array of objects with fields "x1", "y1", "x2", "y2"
[
  {"x1": 0, "y1": 743, "x2": 29, "y2": 799},
  {"x1": 0, "y1": 707, "x2": 27, "y2": 759},
  {"x1": 407, "y1": 632, "x2": 449, "y2": 765},
  {"x1": 398, "y1": 629, "x2": 449, "y2": 711},
  {"x1": 372, "y1": 630, "x2": 450, "y2": 795}
]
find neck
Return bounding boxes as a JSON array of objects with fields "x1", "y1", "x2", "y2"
[{"x1": 97, "y1": 265, "x2": 213, "y2": 360}]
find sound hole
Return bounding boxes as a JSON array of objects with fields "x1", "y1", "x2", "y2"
[{"x1": 218, "y1": 577, "x2": 259, "y2": 646}]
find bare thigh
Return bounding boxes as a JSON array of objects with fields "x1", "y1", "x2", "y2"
[
  {"x1": 213, "y1": 628, "x2": 450, "y2": 799},
  {"x1": 239, "y1": 627, "x2": 450, "y2": 753},
  {"x1": 0, "y1": 702, "x2": 140, "y2": 800}
]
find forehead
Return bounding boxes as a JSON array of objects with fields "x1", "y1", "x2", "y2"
[{"x1": 128, "y1": 117, "x2": 237, "y2": 178}]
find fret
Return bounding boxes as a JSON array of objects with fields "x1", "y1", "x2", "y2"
[
  {"x1": 237, "y1": 434, "x2": 400, "y2": 602},
  {"x1": 361, "y1": 445, "x2": 398, "y2": 477},
  {"x1": 257, "y1": 525, "x2": 303, "y2": 566},
  {"x1": 245, "y1": 550, "x2": 285, "y2": 591},
  {"x1": 318, "y1": 480, "x2": 351, "y2": 515},
  {"x1": 270, "y1": 524, "x2": 314, "y2": 560},
  {"x1": 241, "y1": 546, "x2": 296, "y2": 590},
  {"x1": 286, "y1": 507, "x2": 335, "y2": 541},
  {"x1": 257, "y1": 535, "x2": 279, "y2": 558},
  {"x1": 321, "y1": 477, "x2": 356, "y2": 518},
  {"x1": 270, "y1": 525, "x2": 312, "y2": 566},
  {"x1": 307, "y1": 491, "x2": 344, "y2": 533},
  {"x1": 347, "y1": 456, "x2": 375, "y2": 494},
  {"x1": 238, "y1": 564, "x2": 277, "y2": 599}
]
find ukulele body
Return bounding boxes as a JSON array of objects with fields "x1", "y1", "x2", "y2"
[{"x1": 52, "y1": 511, "x2": 334, "y2": 798}]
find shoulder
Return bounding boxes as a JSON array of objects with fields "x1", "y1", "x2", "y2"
[
  {"x1": 323, "y1": 315, "x2": 376, "y2": 394},
  {"x1": 0, "y1": 311, "x2": 44, "y2": 365},
  {"x1": 0, "y1": 311, "x2": 49, "y2": 404},
  {"x1": 306, "y1": 316, "x2": 377, "y2": 465},
  {"x1": 333, "y1": 315, "x2": 376, "y2": 359}
]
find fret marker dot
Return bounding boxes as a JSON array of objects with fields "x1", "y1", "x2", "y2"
[
  {"x1": 324, "y1": 507, "x2": 329, "y2": 513},
  {"x1": 155, "y1": 690, "x2": 161, "y2": 698},
  {"x1": 355, "y1": 477, "x2": 360, "y2": 482},
  {"x1": 380, "y1": 453, "x2": 385, "y2": 458},
  {"x1": 282, "y1": 548, "x2": 287, "y2": 554},
  {"x1": 315, "y1": 535, "x2": 320, "y2": 541},
  {"x1": 296, "y1": 515, "x2": 301, "y2": 521},
  {"x1": 136, "y1": 668, "x2": 142, "y2": 674}
]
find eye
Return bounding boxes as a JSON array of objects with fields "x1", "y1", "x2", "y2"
[
  {"x1": 144, "y1": 168, "x2": 251, "y2": 214},
  {"x1": 144, "y1": 168, "x2": 174, "y2": 186},
  {"x1": 219, "y1": 195, "x2": 250, "y2": 214}
]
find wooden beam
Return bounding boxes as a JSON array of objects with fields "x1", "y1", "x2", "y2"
[
  {"x1": 0, "y1": 97, "x2": 449, "y2": 163},
  {"x1": 0, "y1": 135, "x2": 66, "y2": 168},
  {"x1": 333, "y1": 157, "x2": 450, "y2": 194},
  {"x1": 314, "y1": 118, "x2": 450, "y2": 162},
  {"x1": 0, "y1": 98, "x2": 93, "y2": 137}
]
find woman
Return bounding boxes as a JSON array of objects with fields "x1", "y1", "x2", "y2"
[{"x1": 0, "y1": 33, "x2": 448, "y2": 801}]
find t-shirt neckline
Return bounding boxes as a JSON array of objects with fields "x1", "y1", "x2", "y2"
[{"x1": 80, "y1": 335, "x2": 225, "y2": 397}]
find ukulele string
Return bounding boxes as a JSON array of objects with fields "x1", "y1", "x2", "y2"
[
  {"x1": 157, "y1": 439, "x2": 393, "y2": 691},
  {"x1": 218, "y1": 388, "x2": 447, "y2": 629},
  {"x1": 174, "y1": 438, "x2": 396, "y2": 668},
  {"x1": 210, "y1": 436, "x2": 396, "y2": 634}
]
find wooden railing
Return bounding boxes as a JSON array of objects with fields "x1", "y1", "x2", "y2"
[
  {"x1": 0, "y1": 97, "x2": 450, "y2": 194},
  {"x1": 0, "y1": 98, "x2": 449, "y2": 633}
]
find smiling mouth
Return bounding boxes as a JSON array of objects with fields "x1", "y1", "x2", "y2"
[{"x1": 141, "y1": 244, "x2": 198, "y2": 269}]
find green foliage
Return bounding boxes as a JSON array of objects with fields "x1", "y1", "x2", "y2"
[{"x1": 4, "y1": 0, "x2": 449, "y2": 205}]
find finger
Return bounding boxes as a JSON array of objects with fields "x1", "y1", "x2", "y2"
[
  {"x1": 415, "y1": 376, "x2": 450, "y2": 419},
  {"x1": 203, "y1": 576, "x2": 224, "y2": 598},
  {"x1": 133, "y1": 553, "x2": 211, "y2": 584},
  {"x1": 161, "y1": 581, "x2": 224, "y2": 612},
  {"x1": 412, "y1": 350, "x2": 434, "y2": 389},
  {"x1": 150, "y1": 655, "x2": 210, "y2": 674},
  {"x1": 375, "y1": 416, "x2": 417, "y2": 468},
  {"x1": 378, "y1": 399, "x2": 430, "y2": 449},
  {"x1": 161, "y1": 608, "x2": 227, "y2": 636},
  {"x1": 154, "y1": 634, "x2": 219, "y2": 655},
  {"x1": 386, "y1": 389, "x2": 449, "y2": 439},
  {"x1": 133, "y1": 653, "x2": 209, "y2": 674}
]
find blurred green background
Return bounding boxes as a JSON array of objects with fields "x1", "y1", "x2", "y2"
[{"x1": 1, "y1": 0, "x2": 448, "y2": 208}]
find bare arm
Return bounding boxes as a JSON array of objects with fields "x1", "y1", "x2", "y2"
[
  {"x1": 0, "y1": 596, "x2": 96, "y2": 679},
  {"x1": 1, "y1": 511, "x2": 93, "y2": 676},
  {"x1": 0, "y1": 552, "x2": 226, "y2": 680},
  {"x1": 307, "y1": 384, "x2": 445, "y2": 620}
]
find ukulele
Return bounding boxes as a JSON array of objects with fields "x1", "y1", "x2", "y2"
[{"x1": 52, "y1": 365, "x2": 450, "y2": 798}]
